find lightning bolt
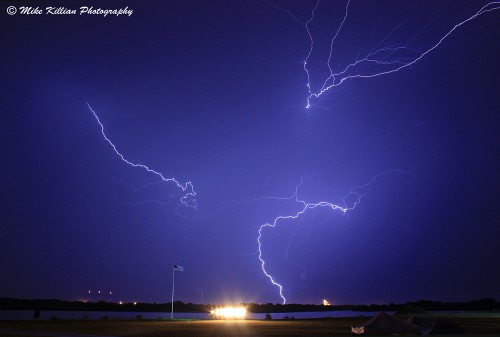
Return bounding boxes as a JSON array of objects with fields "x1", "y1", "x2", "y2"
[
  {"x1": 269, "y1": 0, "x2": 500, "y2": 108},
  {"x1": 257, "y1": 169, "x2": 408, "y2": 304},
  {"x1": 87, "y1": 103, "x2": 197, "y2": 208}
]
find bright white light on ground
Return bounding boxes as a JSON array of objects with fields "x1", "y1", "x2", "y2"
[{"x1": 210, "y1": 306, "x2": 246, "y2": 319}]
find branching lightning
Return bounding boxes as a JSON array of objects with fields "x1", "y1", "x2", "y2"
[
  {"x1": 83, "y1": 1, "x2": 499, "y2": 304},
  {"x1": 258, "y1": 0, "x2": 499, "y2": 296},
  {"x1": 87, "y1": 103, "x2": 197, "y2": 208},
  {"x1": 270, "y1": 0, "x2": 500, "y2": 108},
  {"x1": 257, "y1": 169, "x2": 408, "y2": 304},
  {"x1": 256, "y1": 0, "x2": 499, "y2": 302}
]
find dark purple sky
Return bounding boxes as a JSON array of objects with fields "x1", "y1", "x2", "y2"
[{"x1": 2, "y1": 0, "x2": 499, "y2": 305}]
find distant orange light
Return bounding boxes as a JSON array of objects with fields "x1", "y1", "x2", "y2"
[{"x1": 322, "y1": 299, "x2": 331, "y2": 306}]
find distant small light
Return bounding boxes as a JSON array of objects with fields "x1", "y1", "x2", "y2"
[
  {"x1": 322, "y1": 299, "x2": 331, "y2": 306},
  {"x1": 133, "y1": 302, "x2": 137, "y2": 305},
  {"x1": 98, "y1": 290, "x2": 101, "y2": 294},
  {"x1": 119, "y1": 301, "x2": 123, "y2": 305}
]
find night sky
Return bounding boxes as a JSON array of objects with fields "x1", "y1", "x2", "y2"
[{"x1": 2, "y1": 0, "x2": 499, "y2": 306}]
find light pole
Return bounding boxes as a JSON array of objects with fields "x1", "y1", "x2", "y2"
[{"x1": 171, "y1": 267, "x2": 175, "y2": 319}]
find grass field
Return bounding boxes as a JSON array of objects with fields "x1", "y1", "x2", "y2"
[{"x1": 1, "y1": 315, "x2": 499, "y2": 337}]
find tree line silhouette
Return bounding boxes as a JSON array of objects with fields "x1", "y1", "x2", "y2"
[{"x1": 1, "y1": 297, "x2": 498, "y2": 313}]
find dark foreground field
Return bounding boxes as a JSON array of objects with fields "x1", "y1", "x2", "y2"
[{"x1": 1, "y1": 316, "x2": 500, "y2": 337}]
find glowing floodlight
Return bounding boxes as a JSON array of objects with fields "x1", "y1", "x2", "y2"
[{"x1": 210, "y1": 306, "x2": 247, "y2": 319}]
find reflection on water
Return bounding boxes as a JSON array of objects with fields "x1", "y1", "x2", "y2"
[{"x1": 0, "y1": 310, "x2": 380, "y2": 321}]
